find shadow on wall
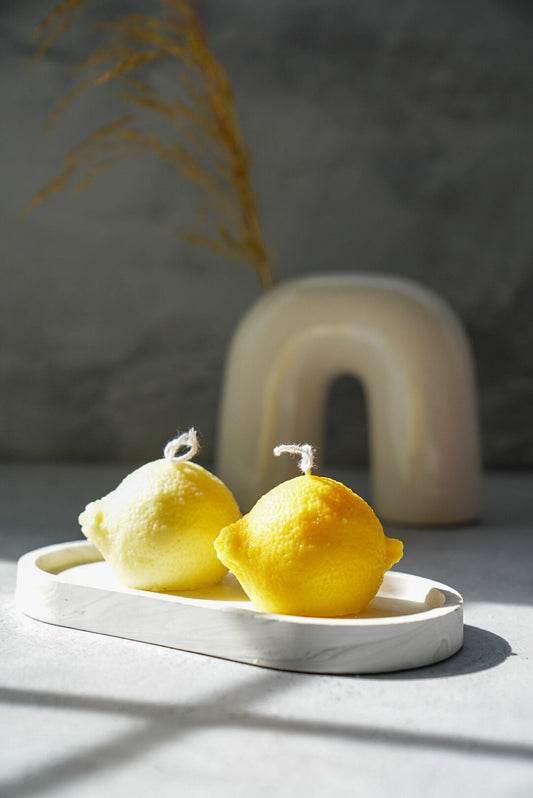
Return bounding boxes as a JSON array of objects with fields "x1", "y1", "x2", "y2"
[{"x1": 0, "y1": 0, "x2": 532, "y2": 466}]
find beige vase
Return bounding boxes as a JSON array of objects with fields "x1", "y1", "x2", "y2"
[{"x1": 216, "y1": 274, "x2": 481, "y2": 526}]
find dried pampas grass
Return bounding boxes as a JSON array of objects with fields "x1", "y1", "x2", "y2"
[{"x1": 24, "y1": 0, "x2": 274, "y2": 289}]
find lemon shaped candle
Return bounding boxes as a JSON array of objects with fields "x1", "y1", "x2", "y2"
[
  {"x1": 79, "y1": 428, "x2": 241, "y2": 592},
  {"x1": 215, "y1": 444, "x2": 403, "y2": 617}
]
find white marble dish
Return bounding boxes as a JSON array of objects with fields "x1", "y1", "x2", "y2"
[{"x1": 16, "y1": 541, "x2": 463, "y2": 674}]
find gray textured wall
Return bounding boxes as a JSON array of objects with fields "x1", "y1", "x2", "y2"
[{"x1": 1, "y1": 0, "x2": 532, "y2": 467}]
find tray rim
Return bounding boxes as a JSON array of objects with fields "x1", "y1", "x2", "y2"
[
  {"x1": 16, "y1": 539, "x2": 463, "y2": 627},
  {"x1": 15, "y1": 540, "x2": 464, "y2": 674}
]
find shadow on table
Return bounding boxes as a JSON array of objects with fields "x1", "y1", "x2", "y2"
[
  {"x1": 361, "y1": 625, "x2": 512, "y2": 681},
  {"x1": 0, "y1": 639, "x2": 529, "y2": 798}
]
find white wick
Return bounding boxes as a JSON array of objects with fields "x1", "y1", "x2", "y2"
[
  {"x1": 274, "y1": 443, "x2": 315, "y2": 475},
  {"x1": 164, "y1": 428, "x2": 200, "y2": 463}
]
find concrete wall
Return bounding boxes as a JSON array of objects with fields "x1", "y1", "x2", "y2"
[{"x1": 1, "y1": 0, "x2": 532, "y2": 466}]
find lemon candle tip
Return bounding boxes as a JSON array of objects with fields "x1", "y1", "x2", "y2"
[
  {"x1": 164, "y1": 428, "x2": 200, "y2": 463},
  {"x1": 274, "y1": 443, "x2": 315, "y2": 475}
]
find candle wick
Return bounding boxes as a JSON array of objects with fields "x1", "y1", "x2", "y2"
[
  {"x1": 274, "y1": 443, "x2": 315, "y2": 475},
  {"x1": 164, "y1": 428, "x2": 200, "y2": 462}
]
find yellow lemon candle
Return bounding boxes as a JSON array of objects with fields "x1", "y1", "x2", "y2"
[
  {"x1": 79, "y1": 428, "x2": 241, "y2": 592},
  {"x1": 215, "y1": 444, "x2": 403, "y2": 617}
]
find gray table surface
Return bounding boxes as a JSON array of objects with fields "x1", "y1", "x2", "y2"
[{"x1": 1, "y1": 463, "x2": 532, "y2": 798}]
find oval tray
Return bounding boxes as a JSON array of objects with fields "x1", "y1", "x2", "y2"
[{"x1": 16, "y1": 540, "x2": 463, "y2": 674}]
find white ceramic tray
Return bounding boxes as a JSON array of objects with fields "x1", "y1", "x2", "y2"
[{"x1": 16, "y1": 541, "x2": 463, "y2": 674}]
